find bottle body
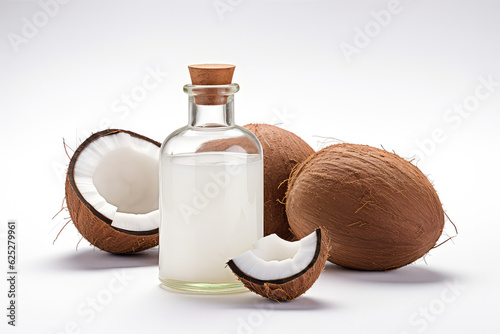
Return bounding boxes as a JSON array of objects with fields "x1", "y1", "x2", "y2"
[{"x1": 159, "y1": 84, "x2": 263, "y2": 293}]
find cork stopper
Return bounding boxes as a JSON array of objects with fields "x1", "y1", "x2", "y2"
[
  {"x1": 188, "y1": 64, "x2": 236, "y2": 105},
  {"x1": 188, "y1": 64, "x2": 235, "y2": 85}
]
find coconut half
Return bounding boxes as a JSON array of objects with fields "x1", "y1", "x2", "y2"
[
  {"x1": 227, "y1": 229, "x2": 328, "y2": 301},
  {"x1": 65, "y1": 129, "x2": 160, "y2": 254}
]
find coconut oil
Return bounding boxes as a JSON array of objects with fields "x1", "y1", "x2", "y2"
[
  {"x1": 159, "y1": 64, "x2": 264, "y2": 293},
  {"x1": 159, "y1": 153, "x2": 262, "y2": 287}
]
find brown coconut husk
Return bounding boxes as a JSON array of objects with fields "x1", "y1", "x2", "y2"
[
  {"x1": 65, "y1": 129, "x2": 159, "y2": 254},
  {"x1": 286, "y1": 143, "x2": 445, "y2": 271},
  {"x1": 244, "y1": 124, "x2": 314, "y2": 241},
  {"x1": 195, "y1": 136, "x2": 259, "y2": 154}
]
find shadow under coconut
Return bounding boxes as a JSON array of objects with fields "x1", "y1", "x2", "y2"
[
  {"x1": 324, "y1": 262, "x2": 452, "y2": 284},
  {"x1": 47, "y1": 247, "x2": 159, "y2": 271},
  {"x1": 266, "y1": 296, "x2": 334, "y2": 311}
]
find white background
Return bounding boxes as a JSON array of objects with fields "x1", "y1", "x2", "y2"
[{"x1": 1, "y1": 0, "x2": 499, "y2": 333}]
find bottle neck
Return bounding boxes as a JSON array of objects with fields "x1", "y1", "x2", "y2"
[{"x1": 188, "y1": 96, "x2": 235, "y2": 127}]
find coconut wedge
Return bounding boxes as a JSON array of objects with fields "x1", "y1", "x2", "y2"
[
  {"x1": 227, "y1": 229, "x2": 328, "y2": 301},
  {"x1": 65, "y1": 129, "x2": 160, "y2": 254}
]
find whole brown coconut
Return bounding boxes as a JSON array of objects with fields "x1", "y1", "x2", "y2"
[
  {"x1": 244, "y1": 124, "x2": 314, "y2": 241},
  {"x1": 286, "y1": 144, "x2": 445, "y2": 271},
  {"x1": 65, "y1": 129, "x2": 160, "y2": 254}
]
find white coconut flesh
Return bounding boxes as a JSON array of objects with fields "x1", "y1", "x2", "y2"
[
  {"x1": 73, "y1": 132, "x2": 159, "y2": 232},
  {"x1": 232, "y1": 231, "x2": 317, "y2": 281}
]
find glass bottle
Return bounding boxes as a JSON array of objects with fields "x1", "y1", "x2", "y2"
[{"x1": 159, "y1": 64, "x2": 263, "y2": 293}]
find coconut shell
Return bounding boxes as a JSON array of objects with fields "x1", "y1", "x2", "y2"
[
  {"x1": 227, "y1": 229, "x2": 328, "y2": 302},
  {"x1": 243, "y1": 124, "x2": 314, "y2": 241},
  {"x1": 286, "y1": 144, "x2": 445, "y2": 271},
  {"x1": 65, "y1": 129, "x2": 159, "y2": 254}
]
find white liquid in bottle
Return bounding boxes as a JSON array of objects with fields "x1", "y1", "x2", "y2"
[{"x1": 159, "y1": 152, "x2": 263, "y2": 285}]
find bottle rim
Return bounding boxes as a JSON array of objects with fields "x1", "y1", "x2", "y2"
[{"x1": 183, "y1": 83, "x2": 240, "y2": 96}]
